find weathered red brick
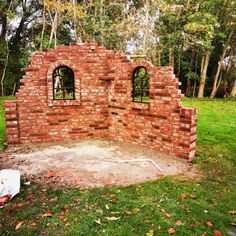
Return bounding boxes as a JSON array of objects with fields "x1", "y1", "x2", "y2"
[{"x1": 4, "y1": 43, "x2": 197, "y2": 160}]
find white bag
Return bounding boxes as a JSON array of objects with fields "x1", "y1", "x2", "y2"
[{"x1": 0, "y1": 169, "x2": 20, "y2": 207}]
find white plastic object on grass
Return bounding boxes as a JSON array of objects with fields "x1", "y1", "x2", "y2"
[{"x1": 0, "y1": 169, "x2": 20, "y2": 208}]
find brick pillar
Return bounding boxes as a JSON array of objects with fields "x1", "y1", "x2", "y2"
[
  {"x1": 178, "y1": 107, "x2": 197, "y2": 160},
  {"x1": 4, "y1": 101, "x2": 20, "y2": 144}
]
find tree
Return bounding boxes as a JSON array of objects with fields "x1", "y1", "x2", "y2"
[{"x1": 209, "y1": 0, "x2": 236, "y2": 98}]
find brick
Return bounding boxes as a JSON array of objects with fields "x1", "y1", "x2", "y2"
[{"x1": 4, "y1": 43, "x2": 197, "y2": 160}]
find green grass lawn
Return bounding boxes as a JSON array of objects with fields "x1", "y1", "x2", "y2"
[{"x1": 0, "y1": 98, "x2": 235, "y2": 236}]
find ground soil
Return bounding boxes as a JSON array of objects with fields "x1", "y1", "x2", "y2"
[{"x1": 0, "y1": 139, "x2": 196, "y2": 189}]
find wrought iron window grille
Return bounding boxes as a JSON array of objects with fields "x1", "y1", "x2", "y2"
[
  {"x1": 132, "y1": 66, "x2": 150, "y2": 103},
  {"x1": 52, "y1": 66, "x2": 75, "y2": 100}
]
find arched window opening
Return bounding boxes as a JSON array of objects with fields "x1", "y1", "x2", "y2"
[
  {"x1": 53, "y1": 66, "x2": 75, "y2": 100},
  {"x1": 132, "y1": 67, "x2": 150, "y2": 103}
]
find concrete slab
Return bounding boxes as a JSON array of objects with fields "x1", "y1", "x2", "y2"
[{"x1": 0, "y1": 139, "x2": 192, "y2": 189}]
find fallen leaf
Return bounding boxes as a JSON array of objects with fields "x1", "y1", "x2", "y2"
[
  {"x1": 190, "y1": 194, "x2": 197, "y2": 199},
  {"x1": 74, "y1": 198, "x2": 81, "y2": 203},
  {"x1": 59, "y1": 216, "x2": 68, "y2": 222},
  {"x1": 15, "y1": 222, "x2": 23, "y2": 230},
  {"x1": 161, "y1": 208, "x2": 171, "y2": 218},
  {"x1": 45, "y1": 171, "x2": 58, "y2": 178},
  {"x1": 156, "y1": 173, "x2": 164, "y2": 177},
  {"x1": 96, "y1": 209, "x2": 103, "y2": 214},
  {"x1": 133, "y1": 208, "x2": 140, "y2": 212},
  {"x1": 105, "y1": 204, "x2": 110, "y2": 210},
  {"x1": 223, "y1": 188, "x2": 230, "y2": 193},
  {"x1": 0, "y1": 223, "x2": 3, "y2": 228},
  {"x1": 94, "y1": 219, "x2": 102, "y2": 225},
  {"x1": 218, "y1": 178, "x2": 225, "y2": 183},
  {"x1": 230, "y1": 222, "x2": 236, "y2": 226},
  {"x1": 165, "y1": 213, "x2": 171, "y2": 218},
  {"x1": 190, "y1": 224, "x2": 195, "y2": 228},
  {"x1": 27, "y1": 194, "x2": 34, "y2": 200},
  {"x1": 0, "y1": 195, "x2": 11, "y2": 207},
  {"x1": 84, "y1": 204, "x2": 92, "y2": 210},
  {"x1": 101, "y1": 192, "x2": 107, "y2": 196},
  {"x1": 181, "y1": 193, "x2": 187, "y2": 201},
  {"x1": 110, "y1": 194, "x2": 116, "y2": 198},
  {"x1": 124, "y1": 210, "x2": 132, "y2": 215},
  {"x1": 29, "y1": 223, "x2": 37, "y2": 228},
  {"x1": 111, "y1": 212, "x2": 121, "y2": 215},
  {"x1": 49, "y1": 197, "x2": 58, "y2": 202},
  {"x1": 12, "y1": 202, "x2": 29, "y2": 208},
  {"x1": 18, "y1": 202, "x2": 29, "y2": 207},
  {"x1": 168, "y1": 227, "x2": 175, "y2": 234},
  {"x1": 228, "y1": 210, "x2": 236, "y2": 214},
  {"x1": 206, "y1": 221, "x2": 213, "y2": 227},
  {"x1": 146, "y1": 229, "x2": 154, "y2": 236},
  {"x1": 157, "y1": 225, "x2": 161, "y2": 230},
  {"x1": 105, "y1": 217, "x2": 120, "y2": 221},
  {"x1": 202, "y1": 232, "x2": 208, "y2": 236},
  {"x1": 42, "y1": 211, "x2": 53, "y2": 217},
  {"x1": 175, "y1": 220, "x2": 183, "y2": 226},
  {"x1": 213, "y1": 230, "x2": 222, "y2": 236}
]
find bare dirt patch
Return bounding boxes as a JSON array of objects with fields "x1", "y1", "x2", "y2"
[{"x1": 0, "y1": 139, "x2": 195, "y2": 189}]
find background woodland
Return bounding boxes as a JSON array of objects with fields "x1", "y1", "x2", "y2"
[{"x1": 0, "y1": 0, "x2": 236, "y2": 98}]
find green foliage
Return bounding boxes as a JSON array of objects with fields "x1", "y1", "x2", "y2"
[
  {"x1": 183, "y1": 12, "x2": 218, "y2": 51},
  {"x1": 0, "y1": 96, "x2": 15, "y2": 149},
  {"x1": 0, "y1": 0, "x2": 236, "y2": 97},
  {"x1": 0, "y1": 39, "x2": 8, "y2": 66},
  {"x1": 185, "y1": 71, "x2": 199, "y2": 81}
]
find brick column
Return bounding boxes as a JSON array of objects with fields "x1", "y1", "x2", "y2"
[
  {"x1": 177, "y1": 107, "x2": 197, "y2": 160},
  {"x1": 4, "y1": 101, "x2": 20, "y2": 144}
]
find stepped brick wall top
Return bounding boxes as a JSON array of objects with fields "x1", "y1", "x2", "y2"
[{"x1": 4, "y1": 43, "x2": 197, "y2": 160}]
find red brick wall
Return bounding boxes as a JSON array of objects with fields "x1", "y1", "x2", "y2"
[{"x1": 4, "y1": 43, "x2": 197, "y2": 160}]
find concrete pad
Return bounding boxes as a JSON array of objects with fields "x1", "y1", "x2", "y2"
[{"x1": 0, "y1": 139, "x2": 191, "y2": 189}]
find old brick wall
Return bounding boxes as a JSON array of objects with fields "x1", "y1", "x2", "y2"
[{"x1": 4, "y1": 43, "x2": 197, "y2": 160}]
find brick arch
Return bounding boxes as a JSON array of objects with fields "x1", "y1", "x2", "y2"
[
  {"x1": 46, "y1": 60, "x2": 78, "y2": 81},
  {"x1": 130, "y1": 60, "x2": 155, "y2": 75},
  {"x1": 46, "y1": 60, "x2": 81, "y2": 106}
]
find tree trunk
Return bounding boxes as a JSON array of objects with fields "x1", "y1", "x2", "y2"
[
  {"x1": 210, "y1": 30, "x2": 233, "y2": 98},
  {"x1": 0, "y1": 48, "x2": 9, "y2": 96},
  {"x1": 12, "y1": 81, "x2": 17, "y2": 95},
  {"x1": 100, "y1": 0, "x2": 105, "y2": 45},
  {"x1": 186, "y1": 55, "x2": 193, "y2": 97},
  {"x1": 0, "y1": 0, "x2": 12, "y2": 96},
  {"x1": 230, "y1": 78, "x2": 236, "y2": 97},
  {"x1": 185, "y1": 78, "x2": 191, "y2": 97},
  {"x1": 40, "y1": 2, "x2": 46, "y2": 51},
  {"x1": 142, "y1": 0, "x2": 150, "y2": 54},
  {"x1": 48, "y1": 9, "x2": 54, "y2": 46},
  {"x1": 169, "y1": 47, "x2": 174, "y2": 67},
  {"x1": 177, "y1": 46, "x2": 181, "y2": 77},
  {"x1": 72, "y1": 0, "x2": 79, "y2": 43},
  {"x1": 158, "y1": 50, "x2": 161, "y2": 67},
  {"x1": 198, "y1": 52, "x2": 211, "y2": 98},
  {"x1": 193, "y1": 79, "x2": 197, "y2": 98}
]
